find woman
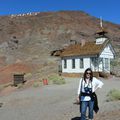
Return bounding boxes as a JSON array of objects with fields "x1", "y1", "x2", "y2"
[{"x1": 77, "y1": 68, "x2": 104, "y2": 120}]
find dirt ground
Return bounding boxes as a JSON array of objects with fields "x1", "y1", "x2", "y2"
[{"x1": 0, "y1": 77, "x2": 120, "y2": 120}]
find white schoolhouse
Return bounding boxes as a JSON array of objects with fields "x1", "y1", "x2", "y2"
[{"x1": 54, "y1": 29, "x2": 115, "y2": 77}]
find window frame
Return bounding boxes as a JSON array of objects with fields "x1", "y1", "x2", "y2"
[
  {"x1": 64, "y1": 59, "x2": 67, "y2": 69},
  {"x1": 80, "y1": 58, "x2": 84, "y2": 68},
  {"x1": 72, "y1": 59, "x2": 75, "y2": 69}
]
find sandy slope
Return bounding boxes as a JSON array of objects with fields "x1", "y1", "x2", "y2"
[{"x1": 0, "y1": 77, "x2": 120, "y2": 120}]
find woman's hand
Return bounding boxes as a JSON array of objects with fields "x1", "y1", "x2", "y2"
[{"x1": 76, "y1": 96, "x2": 80, "y2": 103}]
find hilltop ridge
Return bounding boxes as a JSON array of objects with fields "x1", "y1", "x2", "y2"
[{"x1": 0, "y1": 11, "x2": 120, "y2": 84}]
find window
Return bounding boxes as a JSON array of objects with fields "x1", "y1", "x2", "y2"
[
  {"x1": 91, "y1": 57, "x2": 98, "y2": 67},
  {"x1": 64, "y1": 59, "x2": 67, "y2": 69},
  {"x1": 80, "y1": 58, "x2": 84, "y2": 68},
  {"x1": 72, "y1": 59, "x2": 75, "y2": 69},
  {"x1": 105, "y1": 58, "x2": 109, "y2": 70}
]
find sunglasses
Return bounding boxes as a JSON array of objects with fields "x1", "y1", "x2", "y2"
[{"x1": 86, "y1": 72, "x2": 91, "y2": 75}]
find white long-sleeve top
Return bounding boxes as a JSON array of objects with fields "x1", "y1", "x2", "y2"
[{"x1": 77, "y1": 77, "x2": 104, "y2": 101}]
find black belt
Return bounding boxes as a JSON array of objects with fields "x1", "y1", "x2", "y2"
[{"x1": 81, "y1": 92, "x2": 95, "y2": 100}]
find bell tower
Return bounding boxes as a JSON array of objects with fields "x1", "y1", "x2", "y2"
[{"x1": 95, "y1": 17, "x2": 108, "y2": 44}]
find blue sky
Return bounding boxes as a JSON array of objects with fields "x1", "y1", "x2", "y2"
[{"x1": 0, "y1": 0, "x2": 120, "y2": 24}]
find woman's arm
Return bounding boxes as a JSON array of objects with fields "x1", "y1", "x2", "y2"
[
  {"x1": 76, "y1": 78, "x2": 82, "y2": 102},
  {"x1": 94, "y1": 77, "x2": 104, "y2": 91},
  {"x1": 77, "y1": 78, "x2": 82, "y2": 96}
]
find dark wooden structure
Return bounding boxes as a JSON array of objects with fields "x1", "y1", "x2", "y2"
[{"x1": 13, "y1": 74, "x2": 25, "y2": 86}]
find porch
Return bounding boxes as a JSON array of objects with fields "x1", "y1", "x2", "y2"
[{"x1": 60, "y1": 72, "x2": 110, "y2": 78}]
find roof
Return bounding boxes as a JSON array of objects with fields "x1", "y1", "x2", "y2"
[
  {"x1": 95, "y1": 27, "x2": 108, "y2": 35},
  {"x1": 60, "y1": 40, "x2": 110, "y2": 57}
]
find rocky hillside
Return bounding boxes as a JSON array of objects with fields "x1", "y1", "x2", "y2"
[{"x1": 0, "y1": 11, "x2": 120, "y2": 84}]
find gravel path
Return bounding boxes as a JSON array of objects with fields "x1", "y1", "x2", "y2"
[{"x1": 0, "y1": 77, "x2": 120, "y2": 120}]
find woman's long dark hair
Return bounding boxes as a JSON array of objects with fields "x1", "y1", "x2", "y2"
[{"x1": 83, "y1": 68, "x2": 93, "y2": 82}]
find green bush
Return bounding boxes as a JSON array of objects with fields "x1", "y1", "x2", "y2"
[
  {"x1": 106, "y1": 89, "x2": 120, "y2": 102},
  {"x1": 48, "y1": 74, "x2": 66, "y2": 85},
  {"x1": 33, "y1": 81, "x2": 42, "y2": 87},
  {"x1": 17, "y1": 83, "x2": 24, "y2": 89}
]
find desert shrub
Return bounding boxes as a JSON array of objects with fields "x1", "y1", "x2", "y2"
[
  {"x1": 48, "y1": 74, "x2": 66, "y2": 85},
  {"x1": 17, "y1": 83, "x2": 24, "y2": 89},
  {"x1": 24, "y1": 73, "x2": 32, "y2": 79},
  {"x1": 33, "y1": 81, "x2": 42, "y2": 87},
  {"x1": 0, "y1": 83, "x2": 12, "y2": 90},
  {"x1": 111, "y1": 60, "x2": 118, "y2": 67},
  {"x1": 106, "y1": 89, "x2": 120, "y2": 102}
]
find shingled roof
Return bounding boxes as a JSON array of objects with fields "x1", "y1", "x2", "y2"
[{"x1": 60, "y1": 40, "x2": 109, "y2": 57}]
